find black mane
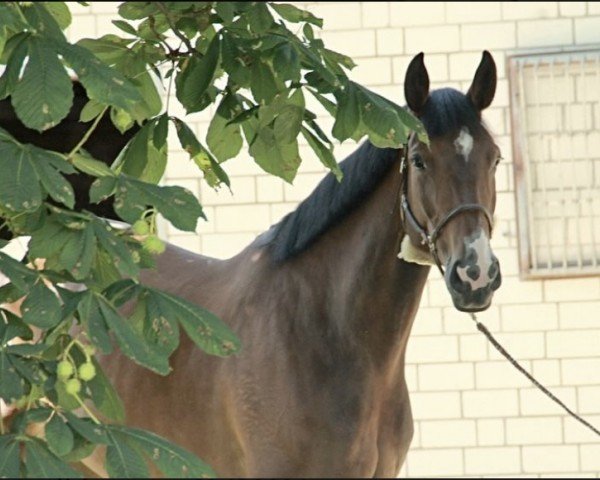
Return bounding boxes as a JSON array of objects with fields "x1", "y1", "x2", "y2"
[
  {"x1": 420, "y1": 88, "x2": 481, "y2": 137},
  {"x1": 260, "y1": 141, "x2": 399, "y2": 262},
  {"x1": 260, "y1": 88, "x2": 479, "y2": 262}
]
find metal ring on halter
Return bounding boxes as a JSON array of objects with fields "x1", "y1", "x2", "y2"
[{"x1": 399, "y1": 142, "x2": 495, "y2": 277}]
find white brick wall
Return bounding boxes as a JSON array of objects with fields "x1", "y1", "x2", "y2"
[{"x1": 69, "y1": 3, "x2": 600, "y2": 478}]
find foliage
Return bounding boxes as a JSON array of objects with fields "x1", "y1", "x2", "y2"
[{"x1": 0, "y1": 1, "x2": 425, "y2": 477}]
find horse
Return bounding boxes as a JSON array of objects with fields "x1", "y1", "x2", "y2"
[
  {"x1": 0, "y1": 81, "x2": 138, "y2": 240},
  {"x1": 99, "y1": 50, "x2": 502, "y2": 477},
  {"x1": 1, "y1": 50, "x2": 502, "y2": 477}
]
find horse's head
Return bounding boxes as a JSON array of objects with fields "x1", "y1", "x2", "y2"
[{"x1": 400, "y1": 51, "x2": 502, "y2": 312}]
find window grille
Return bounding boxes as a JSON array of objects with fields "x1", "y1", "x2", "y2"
[{"x1": 508, "y1": 49, "x2": 600, "y2": 278}]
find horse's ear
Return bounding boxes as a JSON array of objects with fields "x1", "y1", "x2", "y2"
[
  {"x1": 467, "y1": 50, "x2": 497, "y2": 111},
  {"x1": 404, "y1": 52, "x2": 429, "y2": 115}
]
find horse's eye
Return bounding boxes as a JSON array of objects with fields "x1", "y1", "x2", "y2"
[
  {"x1": 494, "y1": 155, "x2": 503, "y2": 168},
  {"x1": 411, "y1": 153, "x2": 425, "y2": 170}
]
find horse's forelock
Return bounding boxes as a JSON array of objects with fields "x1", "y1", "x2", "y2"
[{"x1": 420, "y1": 88, "x2": 481, "y2": 138}]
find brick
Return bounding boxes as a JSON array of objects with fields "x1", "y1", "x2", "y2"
[
  {"x1": 575, "y1": 17, "x2": 600, "y2": 44},
  {"x1": 392, "y1": 54, "x2": 448, "y2": 85},
  {"x1": 169, "y1": 235, "x2": 201, "y2": 254},
  {"x1": 449, "y1": 52, "x2": 489, "y2": 81},
  {"x1": 405, "y1": 25, "x2": 460, "y2": 54},
  {"x1": 447, "y1": 2, "x2": 502, "y2": 23},
  {"x1": 309, "y1": 3, "x2": 361, "y2": 30},
  {"x1": 465, "y1": 446, "x2": 521, "y2": 474},
  {"x1": 506, "y1": 417, "x2": 563, "y2": 444},
  {"x1": 487, "y1": 332, "x2": 545, "y2": 361},
  {"x1": 463, "y1": 390, "x2": 519, "y2": 417},
  {"x1": 390, "y1": 3, "x2": 446, "y2": 27},
  {"x1": 223, "y1": 155, "x2": 268, "y2": 177},
  {"x1": 578, "y1": 385, "x2": 600, "y2": 413},
  {"x1": 351, "y1": 57, "x2": 392, "y2": 86},
  {"x1": 215, "y1": 205, "x2": 271, "y2": 233},
  {"x1": 405, "y1": 364, "x2": 418, "y2": 391},
  {"x1": 559, "y1": 301, "x2": 600, "y2": 329},
  {"x1": 361, "y1": 2, "x2": 390, "y2": 28},
  {"x1": 201, "y1": 233, "x2": 256, "y2": 259},
  {"x1": 375, "y1": 28, "x2": 404, "y2": 56},
  {"x1": 90, "y1": 2, "x2": 120, "y2": 13},
  {"x1": 427, "y1": 278, "x2": 454, "y2": 308},
  {"x1": 410, "y1": 392, "x2": 462, "y2": 419},
  {"x1": 501, "y1": 304, "x2": 558, "y2": 332},
  {"x1": 406, "y1": 335, "x2": 459, "y2": 363},
  {"x1": 517, "y1": 19, "x2": 573, "y2": 48},
  {"x1": 67, "y1": 15, "x2": 97, "y2": 42},
  {"x1": 411, "y1": 307, "x2": 444, "y2": 336},
  {"x1": 406, "y1": 448, "x2": 464, "y2": 477},
  {"x1": 589, "y1": 3, "x2": 600, "y2": 14},
  {"x1": 522, "y1": 445, "x2": 579, "y2": 473},
  {"x1": 418, "y1": 363, "x2": 475, "y2": 391},
  {"x1": 419, "y1": 419, "x2": 477, "y2": 447},
  {"x1": 283, "y1": 173, "x2": 324, "y2": 202},
  {"x1": 559, "y1": 2, "x2": 587, "y2": 16},
  {"x1": 564, "y1": 414, "x2": 600, "y2": 444},
  {"x1": 581, "y1": 445, "x2": 600, "y2": 471},
  {"x1": 256, "y1": 176, "x2": 284, "y2": 203},
  {"x1": 476, "y1": 361, "x2": 533, "y2": 389},
  {"x1": 270, "y1": 203, "x2": 297, "y2": 224},
  {"x1": 519, "y1": 386, "x2": 577, "y2": 415},
  {"x1": 544, "y1": 277, "x2": 600, "y2": 302},
  {"x1": 461, "y1": 23, "x2": 517, "y2": 50},
  {"x1": 201, "y1": 177, "x2": 255, "y2": 206},
  {"x1": 547, "y1": 330, "x2": 600, "y2": 358},
  {"x1": 460, "y1": 334, "x2": 488, "y2": 361},
  {"x1": 532, "y1": 359, "x2": 561, "y2": 386},
  {"x1": 477, "y1": 419, "x2": 505, "y2": 446},
  {"x1": 444, "y1": 304, "x2": 500, "y2": 334},
  {"x1": 502, "y1": 2, "x2": 559, "y2": 20},
  {"x1": 493, "y1": 276, "x2": 543, "y2": 304},
  {"x1": 320, "y1": 30, "x2": 376, "y2": 58}
]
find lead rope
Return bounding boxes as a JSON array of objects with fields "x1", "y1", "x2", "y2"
[{"x1": 469, "y1": 312, "x2": 600, "y2": 437}]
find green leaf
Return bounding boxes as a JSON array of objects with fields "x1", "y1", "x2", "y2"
[
  {"x1": 63, "y1": 412, "x2": 111, "y2": 445},
  {"x1": 87, "y1": 358, "x2": 125, "y2": 423},
  {"x1": 174, "y1": 118, "x2": 231, "y2": 188},
  {"x1": 0, "y1": 435, "x2": 20, "y2": 478},
  {"x1": 114, "y1": 177, "x2": 204, "y2": 232},
  {"x1": 0, "y1": 252, "x2": 38, "y2": 292},
  {"x1": 301, "y1": 126, "x2": 342, "y2": 181},
  {"x1": 144, "y1": 287, "x2": 240, "y2": 357},
  {"x1": 270, "y1": 3, "x2": 323, "y2": 27},
  {"x1": 0, "y1": 351, "x2": 23, "y2": 402},
  {"x1": 109, "y1": 425, "x2": 215, "y2": 478},
  {"x1": 274, "y1": 104, "x2": 304, "y2": 144},
  {"x1": 0, "y1": 33, "x2": 29, "y2": 100},
  {"x1": 221, "y1": 34, "x2": 250, "y2": 87},
  {"x1": 176, "y1": 35, "x2": 220, "y2": 113},
  {"x1": 97, "y1": 294, "x2": 170, "y2": 375},
  {"x1": 55, "y1": 40, "x2": 142, "y2": 112},
  {"x1": 76, "y1": 34, "x2": 133, "y2": 65},
  {"x1": 356, "y1": 85, "x2": 409, "y2": 147},
  {"x1": 12, "y1": 36, "x2": 73, "y2": 131},
  {"x1": 0, "y1": 311, "x2": 33, "y2": 344},
  {"x1": 250, "y1": 60, "x2": 278, "y2": 104},
  {"x1": 91, "y1": 218, "x2": 139, "y2": 278},
  {"x1": 137, "y1": 294, "x2": 180, "y2": 357},
  {"x1": 206, "y1": 95, "x2": 244, "y2": 162},
  {"x1": 45, "y1": 414, "x2": 75, "y2": 457},
  {"x1": 20, "y1": 281, "x2": 62, "y2": 329},
  {"x1": 21, "y1": 3, "x2": 67, "y2": 42},
  {"x1": 43, "y1": 2, "x2": 72, "y2": 30},
  {"x1": 72, "y1": 151, "x2": 115, "y2": 177},
  {"x1": 31, "y1": 152, "x2": 76, "y2": 209},
  {"x1": 215, "y1": 2, "x2": 235, "y2": 23},
  {"x1": 273, "y1": 43, "x2": 300, "y2": 82},
  {"x1": 153, "y1": 113, "x2": 169, "y2": 150},
  {"x1": 308, "y1": 89, "x2": 337, "y2": 116},
  {"x1": 110, "y1": 107, "x2": 134, "y2": 134},
  {"x1": 89, "y1": 176, "x2": 117, "y2": 203},
  {"x1": 25, "y1": 439, "x2": 81, "y2": 478},
  {"x1": 245, "y1": 120, "x2": 301, "y2": 183},
  {"x1": 332, "y1": 82, "x2": 360, "y2": 142},
  {"x1": 78, "y1": 291, "x2": 113, "y2": 354},
  {"x1": 105, "y1": 432, "x2": 149, "y2": 479},
  {"x1": 246, "y1": 2, "x2": 274, "y2": 33},
  {"x1": 116, "y1": 119, "x2": 167, "y2": 184},
  {"x1": 112, "y1": 19, "x2": 137, "y2": 36}
]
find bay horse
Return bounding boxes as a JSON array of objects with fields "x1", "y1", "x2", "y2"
[{"x1": 102, "y1": 51, "x2": 502, "y2": 477}]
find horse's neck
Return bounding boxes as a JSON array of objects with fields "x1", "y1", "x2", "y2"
[{"x1": 293, "y1": 162, "x2": 430, "y2": 367}]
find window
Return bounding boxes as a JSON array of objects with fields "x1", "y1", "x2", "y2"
[{"x1": 508, "y1": 49, "x2": 600, "y2": 278}]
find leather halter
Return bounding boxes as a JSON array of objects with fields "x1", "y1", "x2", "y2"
[{"x1": 399, "y1": 142, "x2": 494, "y2": 277}]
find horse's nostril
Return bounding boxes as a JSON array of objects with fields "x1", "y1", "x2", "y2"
[
  {"x1": 488, "y1": 258, "x2": 500, "y2": 279},
  {"x1": 466, "y1": 265, "x2": 480, "y2": 281}
]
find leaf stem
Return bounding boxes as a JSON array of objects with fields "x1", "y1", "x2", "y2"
[
  {"x1": 66, "y1": 106, "x2": 109, "y2": 161},
  {"x1": 74, "y1": 394, "x2": 101, "y2": 425},
  {"x1": 154, "y1": 2, "x2": 195, "y2": 53}
]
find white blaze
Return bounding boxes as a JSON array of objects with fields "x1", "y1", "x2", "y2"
[
  {"x1": 454, "y1": 127, "x2": 473, "y2": 163},
  {"x1": 456, "y1": 229, "x2": 494, "y2": 290}
]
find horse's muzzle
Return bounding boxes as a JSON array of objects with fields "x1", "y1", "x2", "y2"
[{"x1": 445, "y1": 256, "x2": 502, "y2": 312}]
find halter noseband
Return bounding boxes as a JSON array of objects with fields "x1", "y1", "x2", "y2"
[{"x1": 399, "y1": 142, "x2": 494, "y2": 277}]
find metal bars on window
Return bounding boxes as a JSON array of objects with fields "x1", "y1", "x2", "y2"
[{"x1": 509, "y1": 49, "x2": 600, "y2": 278}]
